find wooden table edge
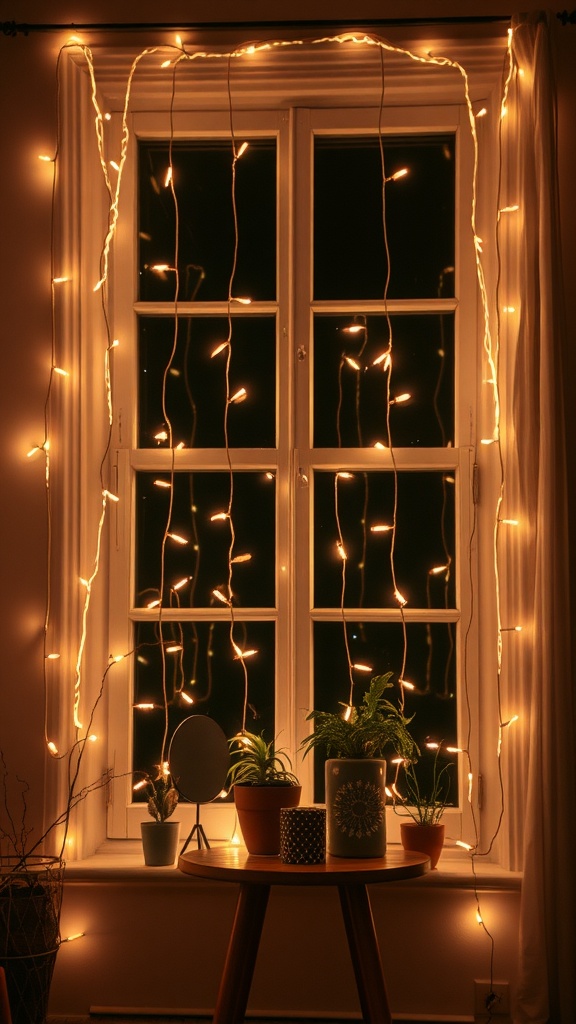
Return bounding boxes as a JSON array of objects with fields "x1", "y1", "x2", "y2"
[{"x1": 178, "y1": 846, "x2": 430, "y2": 885}]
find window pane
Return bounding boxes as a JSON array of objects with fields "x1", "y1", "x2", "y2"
[
  {"x1": 136, "y1": 471, "x2": 276, "y2": 607},
  {"x1": 138, "y1": 316, "x2": 276, "y2": 448},
  {"x1": 312, "y1": 621, "x2": 457, "y2": 801},
  {"x1": 314, "y1": 471, "x2": 455, "y2": 608},
  {"x1": 132, "y1": 620, "x2": 275, "y2": 787},
  {"x1": 313, "y1": 314, "x2": 454, "y2": 448},
  {"x1": 314, "y1": 135, "x2": 455, "y2": 300},
  {"x1": 139, "y1": 139, "x2": 276, "y2": 301}
]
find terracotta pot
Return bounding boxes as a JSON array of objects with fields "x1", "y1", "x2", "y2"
[
  {"x1": 234, "y1": 785, "x2": 301, "y2": 855},
  {"x1": 400, "y1": 821, "x2": 445, "y2": 869},
  {"x1": 325, "y1": 759, "x2": 387, "y2": 858},
  {"x1": 140, "y1": 820, "x2": 181, "y2": 866}
]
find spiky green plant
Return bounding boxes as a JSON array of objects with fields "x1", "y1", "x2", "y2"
[
  {"x1": 227, "y1": 731, "x2": 299, "y2": 787},
  {"x1": 300, "y1": 673, "x2": 417, "y2": 761},
  {"x1": 396, "y1": 744, "x2": 454, "y2": 825}
]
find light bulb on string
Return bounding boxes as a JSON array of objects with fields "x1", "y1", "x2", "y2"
[
  {"x1": 344, "y1": 356, "x2": 361, "y2": 371},
  {"x1": 153, "y1": 479, "x2": 171, "y2": 489},
  {"x1": 229, "y1": 387, "x2": 247, "y2": 404},
  {"x1": 389, "y1": 392, "x2": 411, "y2": 406},
  {"x1": 352, "y1": 663, "x2": 372, "y2": 674},
  {"x1": 181, "y1": 692, "x2": 194, "y2": 705},
  {"x1": 167, "y1": 532, "x2": 188, "y2": 545},
  {"x1": 211, "y1": 341, "x2": 229, "y2": 358},
  {"x1": 235, "y1": 142, "x2": 249, "y2": 159},
  {"x1": 384, "y1": 167, "x2": 409, "y2": 182},
  {"x1": 371, "y1": 523, "x2": 393, "y2": 533}
]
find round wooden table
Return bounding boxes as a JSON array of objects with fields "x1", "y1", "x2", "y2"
[{"x1": 178, "y1": 845, "x2": 429, "y2": 1024}]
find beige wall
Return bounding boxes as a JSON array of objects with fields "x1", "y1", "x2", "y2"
[{"x1": 1, "y1": 3, "x2": 574, "y2": 1019}]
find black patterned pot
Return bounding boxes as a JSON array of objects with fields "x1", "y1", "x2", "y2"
[{"x1": 325, "y1": 759, "x2": 387, "y2": 857}]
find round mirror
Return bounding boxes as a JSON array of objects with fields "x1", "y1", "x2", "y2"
[{"x1": 168, "y1": 715, "x2": 230, "y2": 804}]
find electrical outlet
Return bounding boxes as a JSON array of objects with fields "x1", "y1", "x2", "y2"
[{"x1": 474, "y1": 980, "x2": 510, "y2": 1016}]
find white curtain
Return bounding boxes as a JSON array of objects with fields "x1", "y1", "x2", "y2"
[{"x1": 506, "y1": 12, "x2": 576, "y2": 1022}]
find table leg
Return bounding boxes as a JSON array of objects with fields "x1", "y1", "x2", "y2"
[
  {"x1": 338, "y1": 883, "x2": 392, "y2": 1024},
  {"x1": 213, "y1": 881, "x2": 270, "y2": 1024}
]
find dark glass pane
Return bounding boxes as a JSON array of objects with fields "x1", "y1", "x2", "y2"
[
  {"x1": 313, "y1": 313, "x2": 454, "y2": 448},
  {"x1": 139, "y1": 139, "x2": 276, "y2": 301},
  {"x1": 312, "y1": 621, "x2": 457, "y2": 801},
  {"x1": 314, "y1": 471, "x2": 455, "y2": 608},
  {"x1": 314, "y1": 135, "x2": 455, "y2": 299},
  {"x1": 138, "y1": 316, "x2": 276, "y2": 448},
  {"x1": 132, "y1": 619, "x2": 275, "y2": 788},
  {"x1": 136, "y1": 471, "x2": 276, "y2": 607}
]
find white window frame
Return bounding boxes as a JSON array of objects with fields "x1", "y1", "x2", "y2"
[{"x1": 55, "y1": 36, "x2": 508, "y2": 857}]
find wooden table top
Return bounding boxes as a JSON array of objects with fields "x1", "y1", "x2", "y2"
[{"x1": 178, "y1": 845, "x2": 430, "y2": 885}]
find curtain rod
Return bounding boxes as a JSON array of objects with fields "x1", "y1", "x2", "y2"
[{"x1": 2, "y1": 16, "x2": 516, "y2": 38}]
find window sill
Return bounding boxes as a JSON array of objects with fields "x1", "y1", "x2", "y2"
[{"x1": 63, "y1": 840, "x2": 522, "y2": 891}]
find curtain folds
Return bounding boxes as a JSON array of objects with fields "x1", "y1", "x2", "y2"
[{"x1": 507, "y1": 12, "x2": 576, "y2": 1022}]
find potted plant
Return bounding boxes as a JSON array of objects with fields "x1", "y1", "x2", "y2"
[
  {"x1": 137, "y1": 763, "x2": 180, "y2": 866},
  {"x1": 394, "y1": 742, "x2": 455, "y2": 868},
  {"x1": 300, "y1": 673, "x2": 416, "y2": 858},
  {"x1": 227, "y1": 732, "x2": 301, "y2": 855}
]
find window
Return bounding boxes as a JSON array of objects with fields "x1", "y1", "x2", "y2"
[{"x1": 103, "y1": 75, "x2": 479, "y2": 843}]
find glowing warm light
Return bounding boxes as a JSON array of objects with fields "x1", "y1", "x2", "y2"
[
  {"x1": 181, "y1": 692, "x2": 194, "y2": 705},
  {"x1": 372, "y1": 351, "x2": 391, "y2": 370},
  {"x1": 62, "y1": 933, "x2": 85, "y2": 943},
  {"x1": 210, "y1": 512, "x2": 229, "y2": 522},
  {"x1": 475, "y1": 107, "x2": 488, "y2": 118},
  {"x1": 134, "y1": 703, "x2": 155, "y2": 710},
  {"x1": 344, "y1": 356, "x2": 361, "y2": 370},
  {"x1": 390, "y1": 393, "x2": 411, "y2": 405},
  {"x1": 456, "y1": 840, "x2": 474, "y2": 852},
  {"x1": 481, "y1": 437, "x2": 498, "y2": 445},
  {"x1": 110, "y1": 160, "x2": 120, "y2": 172},
  {"x1": 231, "y1": 297, "x2": 252, "y2": 305},
  {"x1": 233, "y1": 647, "x2": 258, "y2": 660},
  {"x1": 164, "y1": 166, "x2": 173, "y2": 187},
  {"x1": 154, "y1": 479, "x2": 171, "y2": 489},
  {"x1": 52, "y1": 276, "x2": 69, "y2": 284},
  {"x1": 231, "y1": 553, "x2": 252, "y2": 563},
  {"x1": 371, "y1": 523, "x2": 393, "y2": 534},
  {"x1": 172, "y1": 576, "x2": 191, "y2": 590},
  {"x1": 53, "y1": 366, "x2": 69, "y2": 377},
  {"x1": 499, "y1": 204, "x2": 519, "y2": 215},
  {"x1": 38, "y1": 154, "x2": 54, "y2": 162},
  {"x1": 47, "y1": 741, "x2": 58, "y2": 756},
  {"x1": 502, "y1": 625, "x2": 522, "y2": 632},
  {"x1": 133, "y1": 779, "x2": 147, "y2": 791},
  {"x1": 425, "y1": 741, "x2": 440, "y2": 750},
  {"x1": 342, "y1": 705, "x2": 352, "y2": 722},
  {"x1": 446, "y1": 745, "x2": 463, "y2": 754},
  {"x1": 236, "y1": 142, "x2": 249, "y2": 158},
  {"x1": 343, "y1": 324, "x2": 365, "y2": 334},
  {"x1": 46, "y1": 652, "x2": 60, "y2": 660},
  {"x1": 147, "y1": 599, "x2": 161, "y2": 609},
  {"x1": 337, "y1": 471, "x2": 353, "y2": 480},
  {"x1": 476, "y1": 910, "x2": 483, "y2": 925},
  {"x1": 103, "y1": 489, "x2": 119, "y2": 502},
  {"x1": 212, "y1": 588, "x2": 230, "y2": 605},
  {"x1": 27, "y1": 446, "x2": 41, "y2": 458},
  {"x1": 167, "y1": 532, "x2": 188, "y2": 544},
  {"x1": 394, "y1": 588, "x2": 407, "y2": 607},
  {"x1": 336, "y1": 541, "x2": 347, "y2": 561},
  {"x1": 502, "y1": 305, "x2": 516, "y2": 313},
  {"x1": 352, "y1": 663, "x2": 372, "y2": 673},
  {"x1": 211, "y1": 341, "x2": 229, "y2": 357},
  {"x1": 499, "y1": 518, "x2": 519, "y2": 526},
  {"x1": 399, "y1": 678, "x2": 415, "y2": 690},
  {"x1": 429, "y1": 564, "x2": 449, "y2": 575},
  {"x1": 165, "y1": 644, "x2": 183, "y2": 654},
  {"x1": 373, "y1": 441, "x2": 388, "y2": 450},
  {"x1": 111, "y1": 654, "x2": 125, "y2": 663},
  {"x1": 154, "y1": 430, "x2": 169, "y2": 441},
  {"x1": 229, "y1": 387, "x2": 247, "y2": 404},
  {"x1": 88, "y1": 734, "x2": 97, "y2": 743},
  {"x1": 150, "y1": 264, "x2": 175, "y2": 273}
]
